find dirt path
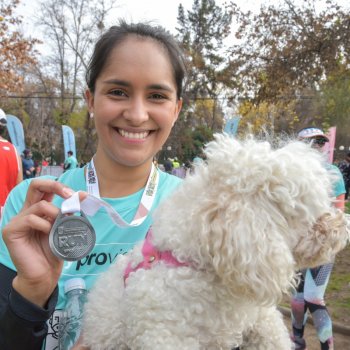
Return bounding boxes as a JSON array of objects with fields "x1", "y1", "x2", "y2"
[
  {"x1": 282, "y1": 245, "x2": 350, "y2": 349},
  {"x1": 283, "y1": 316, "x2": 350, "y2": 349}
]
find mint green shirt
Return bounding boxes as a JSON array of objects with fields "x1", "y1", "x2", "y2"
[
  {"x1": 64, "y1": 155, "x2": 79, "y2": 171},
  {"x1": 327, "y1": 164, "x2": 345, "y2": 197},
  {"x1": 0, "y1": 166, "x2": 182, "y2": 349}
]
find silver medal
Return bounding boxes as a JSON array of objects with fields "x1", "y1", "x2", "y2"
[{"x1": 49, "y1": 211, "x2": 96, "y2": 261}]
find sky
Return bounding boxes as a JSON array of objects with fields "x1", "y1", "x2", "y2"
[
  {"x1": 14, "y1": 0, "x2": 266, "y2": 55},
  {"x1": 14, "y1": 0, "x2": 296, "y2": 39},
  {"x1": 108, "y1": 0, "x2": 262, "y2": 31},
  {"x1": 16, "y1": 0, "x2": 350, "y2": 46}
]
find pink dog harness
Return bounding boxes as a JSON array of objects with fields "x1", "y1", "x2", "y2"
[{"x1": 124, "y1": 229, "x2": 188, "y2": 282}]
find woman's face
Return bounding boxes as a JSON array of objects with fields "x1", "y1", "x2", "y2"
[{"x1": 86, "y1": 36, "x2": 182, "y2": 168}]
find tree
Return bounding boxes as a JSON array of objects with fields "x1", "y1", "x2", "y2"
[
  {"x1": 313, "y1": 64, "x2": 350, "y2": 147},
  {"x1": 228, "y1": 0, "x2": 350, "y2": 135},
  {"x1": 19, "y1": 0, "x2": 116, "y2": 162},
  {"x1": 237, "y1": 99, "x2": 299, "y2": 136},
  {"x1": 36, "y1": 0, "x2": 115, "y2": 122},
  {"x1": 230, "y1": 0, "x2": 350, "y2": 104},
  {"x1": 165, "y1": 0, "x2": 234, "y2": 161},
  {"x1": 0, "y1": 0, "x2": 39, "y2": 93},
  {"x1": 318, "y1": 65, "x2": 350, "y2": 128},
  {"x1": 176, "y1": 0, "x2": 234, "y2": 131}
]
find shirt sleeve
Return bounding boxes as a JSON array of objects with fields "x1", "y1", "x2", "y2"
[
  {"x1": 330, "y1": 165, "x2": 346, "y2": 197},
  {"x1": 0, "y1": 263, "x2": 58, "y2": 350},
  {"x1": 0, "y1": 177, "x2": 58, "y2": 349}
]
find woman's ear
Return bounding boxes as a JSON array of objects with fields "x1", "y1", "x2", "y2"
[
  {"x1": 85, "y1": 89, "x2": 94, "y2": 113},
  {"x1": 173, "y1": 98, "x2": 183, "y2": 125}
]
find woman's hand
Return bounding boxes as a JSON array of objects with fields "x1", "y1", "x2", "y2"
[{"x1": 2, "y1": 179, "x2": 86, "y2": 307}]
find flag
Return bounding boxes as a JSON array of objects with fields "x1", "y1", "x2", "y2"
[
  {"x1": 62, "y1": 125, "x2": 76, "y2": 160},
  {"x1": 6, "y1": 115, "x2": 26, "y2": 154},
  {"x1": 323, "y1": 126, "x2": 336, "y2": 163},
  {"x1": 224, "y1": 117, "x2": 241, "y2": 137}
]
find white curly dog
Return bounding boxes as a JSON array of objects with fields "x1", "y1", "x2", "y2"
[{"x1": 81, "y1": 134, "x2": 349, "y2": 350}]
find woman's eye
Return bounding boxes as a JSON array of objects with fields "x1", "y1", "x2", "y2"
[
  {"x1": 110, "y1": 89, "x2": 127, "y2": 97},
  {"x1": 150, "y1": 93, "x2": 166, "y2": 100}
]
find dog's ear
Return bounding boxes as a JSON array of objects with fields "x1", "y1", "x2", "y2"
[
  {"x1": 201, "y1": 199, "x2": 296, "y2": 306},
  {"x1": 294, "y1": 211, "x2": 349, "y2": 269}
]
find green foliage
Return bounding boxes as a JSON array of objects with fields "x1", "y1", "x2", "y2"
[
  {"x1": 161, "y1": 125, "x2": 213, "y2": 163},
  {"x1": 345, "y1": 201, "x2": 350, "y2": 214},
  {"x1": 229, "y1": 0, "x2": 350, "y2": 135},
  {"x1": 0, "y1": 0, "x2": 39, "y2": 92},
  {"x1": 184, "y1": 126, "x2": 213, "y2": 160},
  {"x1": 231, "y1": 0, "x2": 350, "y2": 102},
  {"x1": 316, "y1": 66, "x2": 350, "y2": 144},
  {"x1": 5, "y1": 0, "x2": 350, "y2": 158},
  {"x1": 176, "y1": 0, "x2": 233, "y2": 132},
  {"x1": 66, "y1": 109, "x2": 87, "y2": 130},
  {"x1": 327, "y1": 275, "x2": 350, "y2": 293}
]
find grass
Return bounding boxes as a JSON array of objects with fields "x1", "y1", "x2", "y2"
[
  {"x1": 345, "y1": 201, "x2": 350, "y2": 214},
  {"x1": 327, "y1": 274, "x2": 350, "y2": 292},
  {"x1": 280, "y1": 202, "x2": 350, "y2": 322},
  {"x1": 327, "y1": 245, "x2": 350, "y2": 322}
]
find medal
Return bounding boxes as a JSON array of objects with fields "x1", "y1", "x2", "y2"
[{"x1": 49, "y1": 211, "x2": 96, "y2": 261}]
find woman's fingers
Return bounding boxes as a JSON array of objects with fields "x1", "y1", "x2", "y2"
[
  {"x1": 3, "y1": 200, "x2": 60, "y2": 241},
  {"x1": 23, "y1": 179, "x2": 75, "y2": 210},
  {"x1": 5, "y1": 189, "x2": 90, "y2": 244},
  {"x1": 23, "y1": 199, "x2": 60, "y2": 218},
  {"x1": 78, "y1": 191, "x2": 88, "y2": 202}
]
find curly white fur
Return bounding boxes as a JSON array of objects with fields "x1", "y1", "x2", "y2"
[{"x1": 82, "y1": 133, "x2": 349, "y2": 350}]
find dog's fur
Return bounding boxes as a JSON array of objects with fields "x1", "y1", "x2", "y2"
[{"x1": 82, "y1": 134, "x2": 349, "y2": 350}]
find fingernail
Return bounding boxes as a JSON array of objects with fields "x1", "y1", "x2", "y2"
[{"x1": 62, "y1": 187, "x2": 74, "y2": 197}]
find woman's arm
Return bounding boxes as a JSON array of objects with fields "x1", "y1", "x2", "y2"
[
  {"x1": 334, "y1": 193, "x2": 345, "y2": 211},
  {"x1": 0, "y1": 263, "x2": 58, "y2": 350},
  {"x1": 0, "y1": 178, "x2": 81, "y2": 349}
]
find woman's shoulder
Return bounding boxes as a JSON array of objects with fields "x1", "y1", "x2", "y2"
[
  {"x1": 157, "y1": 169, "x2": 183, "y2": 197},
  {"x1": 158, "y1": 168, "x2": 182, "y2": 185}
]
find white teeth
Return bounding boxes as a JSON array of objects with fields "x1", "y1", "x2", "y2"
[{"x1": 118, "y1": 129, "x2": 149, "y2": 139}]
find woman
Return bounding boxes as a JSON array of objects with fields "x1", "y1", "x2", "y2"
[
  {"x1": 290, "y1": 127, "x2": 346, "y2": 350},
  {"x1": 0, "y1": 21, "x2": 185, "y2": 350}
]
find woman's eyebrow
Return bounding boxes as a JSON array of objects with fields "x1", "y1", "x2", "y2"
[
  {"x1": 147, "y1": 83, "x2": 174, "y2": 92},
  {"x1": 102, "y1": 79, "x2": 174, "y2": 92},
  {"x1": 102, "y1": 79, "x2": 130, "y2": 87}
]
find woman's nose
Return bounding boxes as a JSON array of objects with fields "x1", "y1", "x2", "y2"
[{"x1": 123, "y1": 97, "x2": 149, "y2": 125}]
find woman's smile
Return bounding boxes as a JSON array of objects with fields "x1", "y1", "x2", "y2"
[{"x1": 116, "y1": 128, "x2": 151, "y2": 140}]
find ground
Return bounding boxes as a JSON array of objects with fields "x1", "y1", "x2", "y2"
[{"x1": 281, "y1": 245, "x2": 350, "y2": 349}]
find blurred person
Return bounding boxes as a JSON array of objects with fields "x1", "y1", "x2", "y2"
[
  {"x1": 172, "y1": 156, "x2": 180, "y2": 168},
  {"x1": 0, "y1": 109, "x2": 22, "y2": 217},
  {"x1": 63, "y1": 150, "x2": 79, "y2": 172},
  {"x1": 290, "y1": 127, "x2": 346, "y2": 350},
  {"x1": 42, "y1": 158, "x2": 49, "y2": 167},
  {"x1": 33, "y1": 159, "x2": 41, "y2": 177},
  {"x1": 163, "y1": 157, "x2": 173, "y2": 174},
  {"x1": 193, "y1": 155, "x2": 203, "y2": 165},
  {"x1": 22, "y1": 148, "x2": 35, "y2": 179},
  {"x1": 337, "y1": 152, "x2": 350, "y2": 200}
]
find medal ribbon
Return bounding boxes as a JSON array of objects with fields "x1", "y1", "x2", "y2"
[{"x1": 61, "y1": 159, "x2": 159, "y2": 228}]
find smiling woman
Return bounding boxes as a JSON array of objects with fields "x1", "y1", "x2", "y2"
[
  {"x1": 85, "y1": 32, "x2": 183, "y2": 192},
  {"x1": 0, "y1": 21, "x2": 186, "y2": 350}
]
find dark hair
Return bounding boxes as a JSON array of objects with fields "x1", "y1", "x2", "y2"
[
  {"x1": 85, "y1": 21, "x2": 186, "y2": 99},
  {"x1": 68, "y1": 150, "x2": 73, "y2": 156}
]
